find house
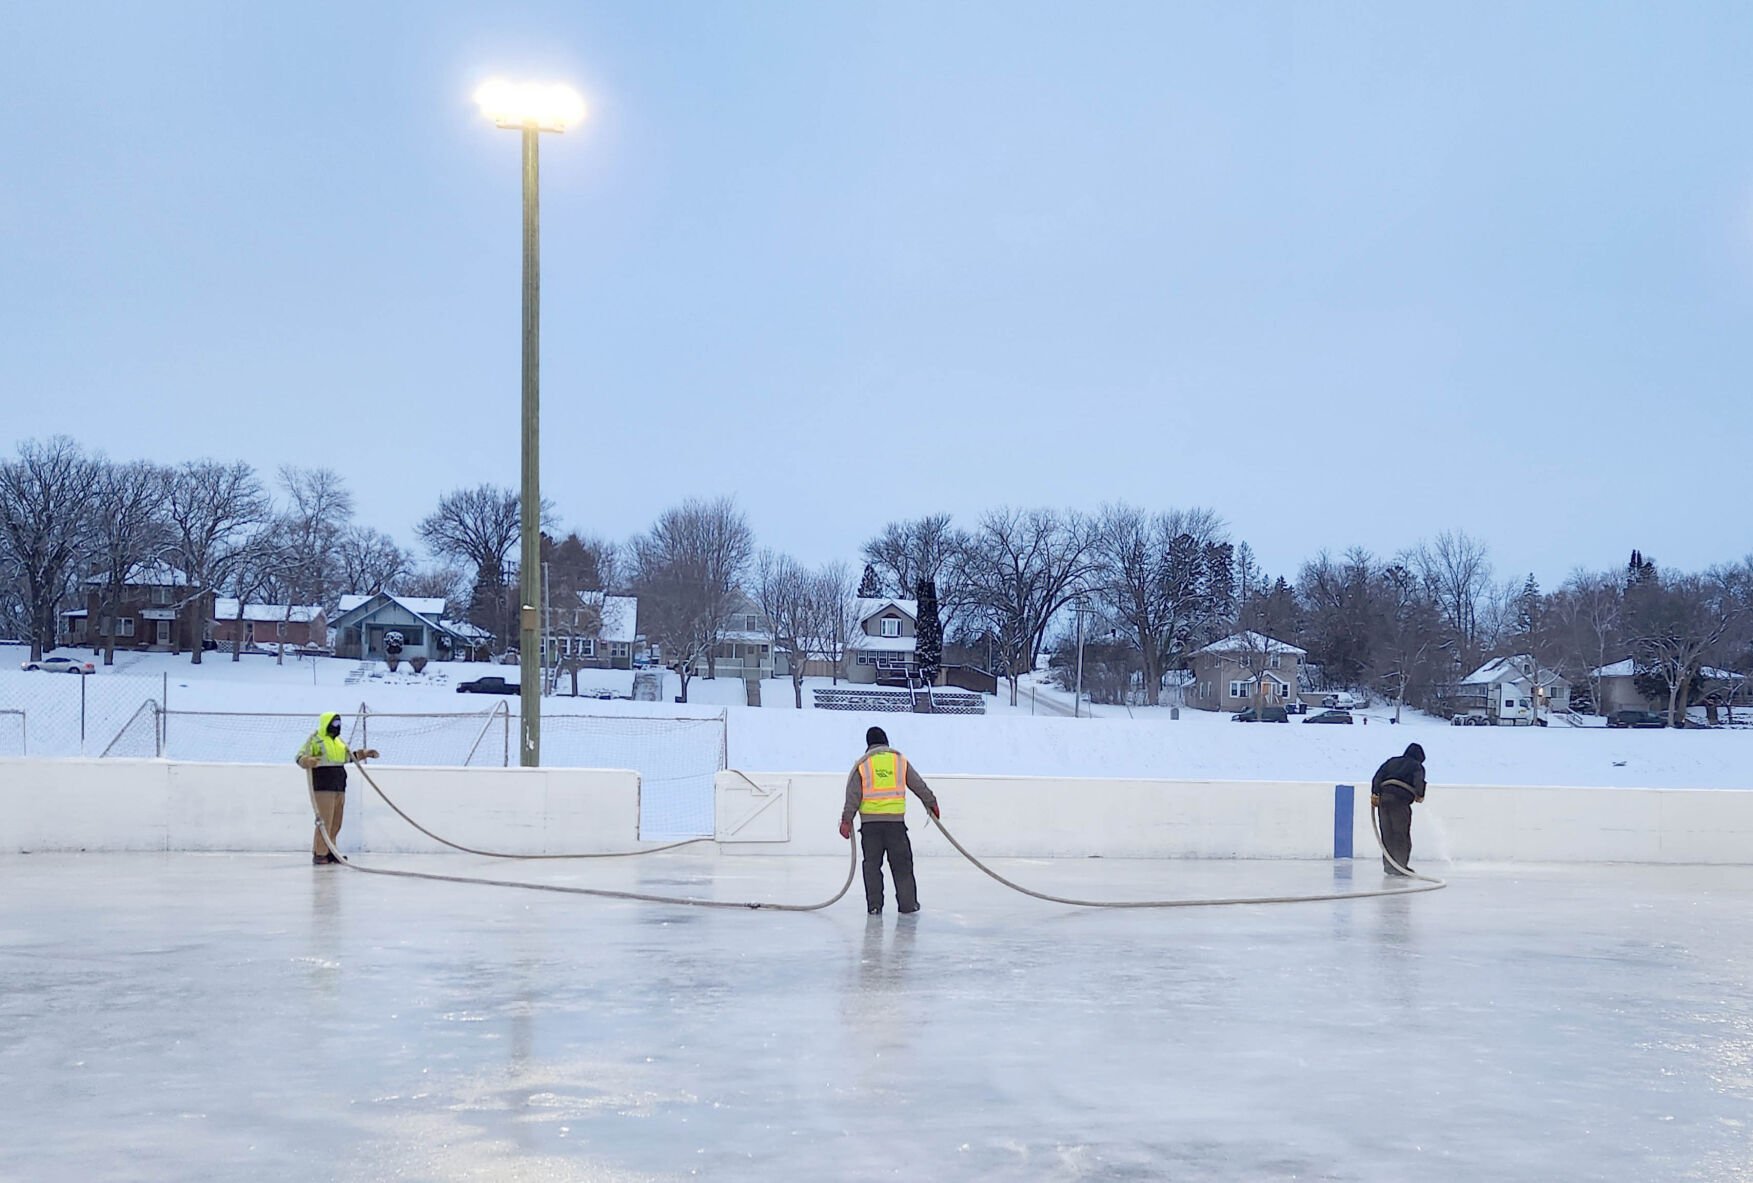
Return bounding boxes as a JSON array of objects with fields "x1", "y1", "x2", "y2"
[
  {"x1": 1185, "y1": 631, "x2": 1307, "y2": 712},
  {"x1": 842, "y1": 598, "x2": 919, "y2": 685},
  {"x1": 330, "y1": 593, "x2": 489, "y2": 663},
  {"x1": 211, "y1": 599, "x2": 328, "y2": 652},
  {"x1": 709, "y1": 592, "x2": 778, "y2": 680},
  {"x1": 1454, "y1": 655, "x2": 1571, "y2": 723},
  {"x1": 1588, "y1": 658, "x2": 1748, "y2": 716},
  {"x1": 547, "y1": 594, "x2": 638, "y2": 670},
  {"x1": 62, "y1": 562, "x2": 211, "y2": 653}
]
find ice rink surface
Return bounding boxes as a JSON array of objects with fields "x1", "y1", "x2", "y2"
[{"x1": 5, "y1": 851, "x2": 1753, "y2": 1182}]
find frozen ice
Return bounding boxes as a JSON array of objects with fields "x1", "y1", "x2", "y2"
[{"x1": 4, "y1": 851, "x2": 1753, "y2": 1181}]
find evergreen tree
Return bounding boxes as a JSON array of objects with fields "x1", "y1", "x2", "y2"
[
  {"x1": 1517, "y1": 573, "x2": 1540, "y2": 639},
  {"x1": 915, "y1": 578, "x2": 943, "y2": 683},
  {"x1": 857, "y1": 563, "x2": 881, "y2": 598}
]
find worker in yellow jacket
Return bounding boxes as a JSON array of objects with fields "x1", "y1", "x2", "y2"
[
  {"x1": 295, "y1": 711, "x2": 378, "y2": 864},
  {"x1": 840, "y1": 726, "x2": 940, "y2": 915}
]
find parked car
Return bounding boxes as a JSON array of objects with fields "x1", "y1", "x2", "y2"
[
  {"x1": 1303, "y1": 709, "x2": 1354, "y2": 724},
  {"x1": 1232, "y1": 706, "x2": 1289, "y2": 723},
  {"x1": 20, "y1": 656, "x2": 95, "y2": 674},
  {"x1": 1321, "y1": 693, "x2": 1360, "y2": 710},
  {"x1": 1607, "y1": 709, "x2": 1666, "y2": 729},
  {"x1": 456, "y1": 676, "x2": 520, "y2": 695}
]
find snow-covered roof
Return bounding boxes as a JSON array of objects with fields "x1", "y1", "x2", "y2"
[
  {"x1": 1462, "y1": 655, "x2": 1568, "y2": 686},
  {"x1": 1592, "y1": 658, "x2": 1745, "y2": 681},
  {"x1": 83, "y1": 562, "x2": 192, "y2": 588},
  {"x1": 438, "y1": 619, "x2": 492, "y2": 642},
  {"x1": 1193, "y1": 631, "x2": 1307, "y2": 658},
  {"x1": 855, "y1": 598, "x2": 917, "y2": 625},
  {"x1": 214, "y1": 599, "x2": 324, "y2": 624},
  {"x1": 335, "y1": 593, "x2": 446, "y2": 619},
  {"x1": 847, "y1": 634, "x2": 917, "y2": 653},
  {"x1": 598, "y1": 595, "x2": 637, "y2": 644}
]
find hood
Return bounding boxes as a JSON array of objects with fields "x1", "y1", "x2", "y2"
[
  {"x1": 1404, "y1": 742, "x2": 1425, "y2": 763},
  {"x1": 319, "y1": 711, "x2": 340, "y2": 733}
]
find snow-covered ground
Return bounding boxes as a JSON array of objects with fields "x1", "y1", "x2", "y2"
[{"x1": 4, "y1": 644, "x2": 1752, "y2": 790}]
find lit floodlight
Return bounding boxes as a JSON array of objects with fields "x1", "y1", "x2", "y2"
[{"x1": 474, "y1": 80, "x2": 587, "y2": 133}]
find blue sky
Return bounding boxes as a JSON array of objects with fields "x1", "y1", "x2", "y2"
[{"x1": 3, "y1": 2, "x2": 1750, "y2": 588}]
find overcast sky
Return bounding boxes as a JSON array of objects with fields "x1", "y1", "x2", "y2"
[{"x1": 3, "y1": 2, "x2": 1750, "y2": 589}]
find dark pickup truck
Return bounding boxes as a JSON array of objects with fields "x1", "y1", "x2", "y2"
[{"x1": 457, "y1": 676, "x2": 520, "y2": 695}]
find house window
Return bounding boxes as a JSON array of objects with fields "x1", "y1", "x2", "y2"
[
  {"x1": 578, "y1": 637, "x2": 595, "y2": 658},
  {"x1": 745, "y1": 614, "x2": 761, "y2": 631},
  {"x1": 1229, "y1": 680, "x2": 1250, "y2": 699},
  {"x1": 151, "y1": 586, "x2": 172, "y2": 606},
  {"x1": 881, "y1": 617, "x2": 901, "y2": 638},
  {"x1": 609, "y1": 642, "x2": 630, "y2": 658},
  {"x1": 276, "y1": 621, "x2": 286, "y2": 638},
  {"x1": 1268, "y1": 654, "x2": 1281, "y2": 669}
]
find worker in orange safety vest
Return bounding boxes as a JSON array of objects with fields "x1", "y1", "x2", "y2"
[{"x1": 840, "y1": 726, "x2": 940, "y2": 915}]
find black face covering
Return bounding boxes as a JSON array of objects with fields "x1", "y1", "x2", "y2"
[{"x1": 326, "y1": 719, "x2": 342, "y2": 738}]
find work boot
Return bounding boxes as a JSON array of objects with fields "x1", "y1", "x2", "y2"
[
  {"x1": 867, "y1": 906, "x2": 882, "y2": 915},
  {"x1": 313, "y1": 855, "x2": 330, "y2": 865},
  {"x1": 899, "y1": 905, "x2": 920, "y2": 915}
]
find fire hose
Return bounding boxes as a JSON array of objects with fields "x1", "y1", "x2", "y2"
[{"x1": 308, "y1": 764, "x2": 1446, "y2": 909}]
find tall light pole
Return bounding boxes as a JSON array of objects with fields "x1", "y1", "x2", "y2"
[{"x1": 474, "y1": 80, "x2": 586, "y2": 767}]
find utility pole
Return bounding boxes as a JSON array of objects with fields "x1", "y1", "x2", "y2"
[{"x1": 475, "y1": 80, "x2": 587, "y2": 766}]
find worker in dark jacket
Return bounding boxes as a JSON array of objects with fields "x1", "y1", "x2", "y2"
[
  {"x1": 295, "y1": 711, "x2": 378, "y2": 864},
  {"x1": 1371, "y1": 742, "x2": 1427, "y2": 875},
  {"x1": 841, "y1": 726, "x2": 940, "y2": 915}
]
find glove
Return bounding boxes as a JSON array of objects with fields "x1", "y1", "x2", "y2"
[
  {"x1": 929, "y1": 801, "x2": 941, "y2": 819},
  {"x1": 1370, "y1": 795, "x2": 1380, "y2": 807},
  {"x1": 351, "y1": 748, "x2": 380, "y2": 762},
  {"x1": 838, "y1": 819, "x2": 852, "y2": 840}
]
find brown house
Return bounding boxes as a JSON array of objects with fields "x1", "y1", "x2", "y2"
[
  {"x1": 210, "y1": 599, "x2": 329, "y2": 652},
  {"x1": 63, "y1": 563, "x2": 211, "y2": 654}
]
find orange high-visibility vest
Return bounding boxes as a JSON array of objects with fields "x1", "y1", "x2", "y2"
[{"x1": 858, "y1": 751, "x2": 909, "y2": 818}]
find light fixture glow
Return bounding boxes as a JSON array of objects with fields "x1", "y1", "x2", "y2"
[{"x1": 474, "y1": 80, "x2": 587, "y2": 133}]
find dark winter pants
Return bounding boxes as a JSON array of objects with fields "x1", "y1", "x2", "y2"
[
  {"x1": 1377, "y1": 795, "x2": 1413, "y2": 873},
  {"x1": 860, "y1": 821, "x2": 918, "y2": 913}
]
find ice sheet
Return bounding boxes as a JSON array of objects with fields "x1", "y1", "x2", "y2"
[{"x1": 3, "y1": 852, "x2": 1752, "y2": 1181}]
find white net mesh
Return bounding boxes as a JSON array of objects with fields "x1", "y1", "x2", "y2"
[
  {"x1": 542, "y1": 711, "x2": 727, "y2": 840},
  {"x1": 99, "y1": 700, "x2": 161, "y2": 758},
  {"x1": 0, "y1": 710, "x2": 24, "y2": 757},
  {"x1": 132, "y1": 705, "x2": 512, "y2": 767}
]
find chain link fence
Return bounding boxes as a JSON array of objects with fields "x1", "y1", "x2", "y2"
[{"x1": 0, "y1": 668, "x2": 729, "y2": 839}]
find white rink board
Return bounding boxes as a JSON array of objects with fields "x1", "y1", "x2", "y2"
[
  {"x1": 0, "y1": 759, "x2": 642, "y2": 854},
  {"x1": 6, "y1": 758, "x2": 1753, "y2": 863}
]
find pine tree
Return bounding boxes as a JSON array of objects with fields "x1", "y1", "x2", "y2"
[
  {"x1": 1517, "y1": 573, "x2": 1540, "y2": 639},
  {"x1": 857, "y1": 563, "x2": 881, "y2": 598},
  {"x1": 915, "y1": 578, "x2": 943, "y2": 684}
]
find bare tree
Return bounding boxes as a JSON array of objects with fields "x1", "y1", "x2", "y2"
[
  {"x1": 402, "y1": 563, "x2": 468, "y2": 605},
  {"x1": 1089, "y1": 504, "x2": 1227, "y2": 706},
  {"x1": 862, "y1": 514, "x2": 972, "y2": 635},
  {"x1": 269, "y1": 467, "x2": 355, "y2": 663},
  {"x1": 1549, "y1": 569, "x2": 1623, "y2": 714},
  {"x1": 0, "y1": 438, "x2": 102, "y2": 661},
  {"x1": 88, "y1": 460, "x2": 171, "y2": 666},
  {"x1": 1413, "y1": 529, "x2": 1494, "y2": 669},
  {"x1": 164, "y1": 460, "x2": 271, "y2": 663},
  {"x1": 417, "y1": 484, "x2": 524, "y2": 644},
  {"x1": 1625, "y1": 569, "x2": 1742, "y2": 726},
  {"x1": 756, "y1": 552, "x2": 822, "y2": 708},
  {"x1": 336, "y1": 527, "x2": 410, "y2": 597},
  {"x1": 1369, "y1": 561, "x2": 1442, "y2": 721},
  {"x1": 631, "y1": 498, "x2": 754, "y2": 701},
  {"x1": 961, "y1": 508, "x2": 1098, "y2": 706}
]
